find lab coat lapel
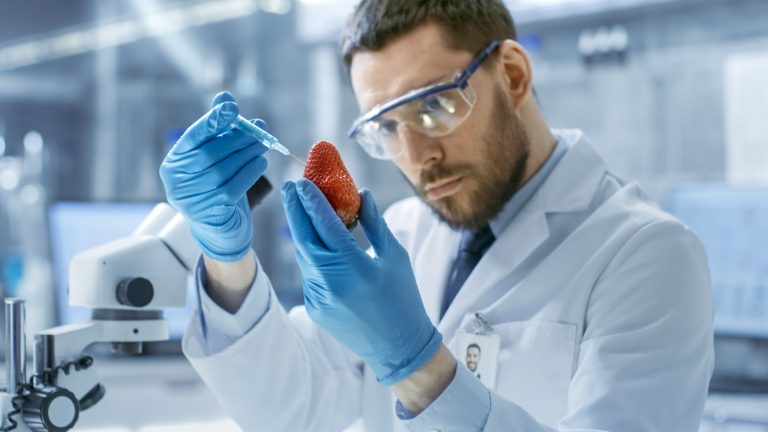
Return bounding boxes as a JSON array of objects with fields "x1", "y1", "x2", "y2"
[
  {"x1": 437, "y1": 132, "x2": 607, "y2": 335},
  {"x1": 413, "y1": 222, "x2": 461, "y2": 325},
  {"x1": 438, "y1": 195, "x2": 550, "y2": 333}
]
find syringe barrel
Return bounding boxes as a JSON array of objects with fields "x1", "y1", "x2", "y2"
[
  {"x1": 232, "y1": 115, "x2": 280, "y2": 149},
  {"x1": 5, "y1": 298, "x2": 26, "y2": 392}
]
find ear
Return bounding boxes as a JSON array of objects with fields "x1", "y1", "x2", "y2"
[{"x1": 496, "y1": 40, "x2": 533, "y2": 112}]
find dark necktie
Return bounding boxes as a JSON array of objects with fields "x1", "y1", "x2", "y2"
[{"x1": 440, "y1": 225, "x2": 496, "y2": 319}]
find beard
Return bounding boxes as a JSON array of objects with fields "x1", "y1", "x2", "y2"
[{"x1": 406, "y1": 91, "x2": 531, "y2": 232}]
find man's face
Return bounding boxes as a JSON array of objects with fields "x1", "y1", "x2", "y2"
[
  {"x1": 466, "y1": 346, "x2": 481, "y2": 372},
  {"x1": 350, "y1": 24, "x2": 531, "y2": 231}
]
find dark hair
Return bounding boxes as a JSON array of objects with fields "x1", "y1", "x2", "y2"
[
  {"x1": 340, "y1": 0, "x2": 517, "y2": 71},
  {"x1": 467, "y1": 343, "x2": 481, "y2": 352}
]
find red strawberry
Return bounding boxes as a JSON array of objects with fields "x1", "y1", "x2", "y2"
[{"x1": 304, "y1": 141, "x2": 361, "y2": 228}]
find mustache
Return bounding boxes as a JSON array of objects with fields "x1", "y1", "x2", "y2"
[{"x1": 419, "y1": 164, "x2": 472, "y2": 188}]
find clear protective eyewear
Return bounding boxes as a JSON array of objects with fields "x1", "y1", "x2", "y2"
[{"x1": 348, "y1": 41, "x2": 501, "y2": 160}]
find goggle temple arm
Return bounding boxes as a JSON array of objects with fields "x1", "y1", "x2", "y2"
[{"x1": 454, "y1": 40, "x2": 502, "y2": 89}]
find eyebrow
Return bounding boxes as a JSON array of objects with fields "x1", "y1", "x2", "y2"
[
  {"x1": 370, "y1": 70, "x2": 457, "y2": 112},
  {"x1": 406, "y1": 72, "x2": 454, "y2": 94}
]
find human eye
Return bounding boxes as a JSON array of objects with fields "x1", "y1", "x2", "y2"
[
  {"x1": 375, "y1": 119, "x2": 399, "y2": 136},
  {"x1": 420, "y1": 94, "x2": 444, "y2": 113},
  {"x1": 419, "y1": 93, "x2": 458, "y2": 116}
]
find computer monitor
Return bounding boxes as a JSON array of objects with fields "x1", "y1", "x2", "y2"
[
  {"x1": 664, "y1": 184, "x2": 768, "y2": 339},
  {"x1": 48, "y1": 202, "x2": 196, "y2": 340}
]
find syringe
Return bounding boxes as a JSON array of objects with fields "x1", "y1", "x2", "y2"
[{"x1": 232, "y1": 115, "x2": 305, "y2": 164}]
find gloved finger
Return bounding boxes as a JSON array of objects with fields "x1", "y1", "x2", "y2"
[
  {"x1": 187, "y1": 128, "x2": 269, "y2": 172},
  {"x1": 211, "y1": 91, "x2": 236, "y2": 108},
  {"x1": 175, "y1": 101, "x2": 239, "y2": 154},
  {"x1": 358, "y1": 189, "x2": 395, "y2": 256},
  {"x1": 295, "y1": 179, "x2": 357, "y2": 253},
  {"x1": 282, "y1": 181, "x2": 327, "y2": 256},
  {"x1": 252, "y1": 118, "x2": 268, "y2": 132},
  {"x1": 192, "y1": 143, "x2": 266, "y2": 189},
  {"x1": 219, "y1": 154, "x2": 269, "y2": 202}
]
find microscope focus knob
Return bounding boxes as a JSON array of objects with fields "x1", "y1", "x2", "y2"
[
  {"x1": 116, "y1": 277, "x2": 154, "y2": 307},
  {"x1": 22, "y1": 386, "x2": 79, "y2": 432}
]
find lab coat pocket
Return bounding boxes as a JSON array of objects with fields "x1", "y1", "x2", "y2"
[{"x1": 494, "y1": 321, "x2": 577, "y2": 429}]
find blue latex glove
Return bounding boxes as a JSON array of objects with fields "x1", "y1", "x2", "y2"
[
  {"x1": 159, "y1": 91, "x2": 268, "y2": 261},
  {"x1": 281, "y1": 179, "x2": 442, "y2": 385}
]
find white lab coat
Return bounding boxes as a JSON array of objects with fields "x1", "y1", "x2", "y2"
[{"x1": 183, "y1": 130, "x2": 714, "y2": 432}]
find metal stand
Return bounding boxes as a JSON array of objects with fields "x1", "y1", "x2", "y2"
[{"x1": 1, "y1": 299, "x2": 79, "y2": 432}]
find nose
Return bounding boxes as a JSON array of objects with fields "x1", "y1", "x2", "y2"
[{"x1": 397, "y1": 125, "x2": 443, "y2": 169}]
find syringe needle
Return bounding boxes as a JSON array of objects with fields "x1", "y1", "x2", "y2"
[{"x1": 289, "y1": 154, "x2": 306, "y2": 165}]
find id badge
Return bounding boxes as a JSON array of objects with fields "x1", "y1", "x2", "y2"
[{"x1": 452, "y1": 313, "x2": 501, "y2": 390}]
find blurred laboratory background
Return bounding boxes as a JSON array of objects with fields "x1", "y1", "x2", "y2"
[{"x1": 1, "y1": 0, "x2": 767, "y2": 430}]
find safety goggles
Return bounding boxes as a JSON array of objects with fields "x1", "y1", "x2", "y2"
[{"x1": 348, "y1": 40, "x2": 501, "y2": 160}]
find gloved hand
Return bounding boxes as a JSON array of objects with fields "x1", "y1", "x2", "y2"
[
  {"x1": 159, "y1": 91, "x2": 268, "y2": 262},
  {"x1": 281, "y1": 179, "x2": 442, "y2": 385}
]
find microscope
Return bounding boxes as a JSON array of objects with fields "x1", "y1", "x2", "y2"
[{"x1": 0, "y1": 179, "x2": 272, "y2": 431}]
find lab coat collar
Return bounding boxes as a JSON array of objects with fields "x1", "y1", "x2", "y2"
[
  {"x1": 436, "y1": 130, "x2": 608, "y2": 334},
  {"x1": 540, "y1": 129, "x2": 607, "y2": 214},
  {"x1": 488, "y1": 137, "x2": 568, "y2": 238}
]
